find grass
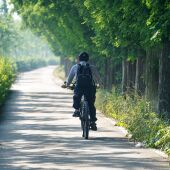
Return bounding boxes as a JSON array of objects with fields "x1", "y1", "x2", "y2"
[{"x1": 96, "y1": 88, "x2": 170, "y2": 156}]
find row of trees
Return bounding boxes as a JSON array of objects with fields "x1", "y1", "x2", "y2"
[
  {"x1": 10, "y1": 0, "x2": 170, "y2": 118},
  {"x1": 0, "y1": 0, "x2": 58, "y2": 104},
  {"x1": 0, "y1": 0, "x2": 54, "y2": 58},
  {"x1": 0, "y1": 0, "x2": 16, "y2": 56}
]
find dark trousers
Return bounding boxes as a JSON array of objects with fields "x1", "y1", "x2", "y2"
[{"x1": 73, "y1": 86, "x2": 97, "y2": 122}]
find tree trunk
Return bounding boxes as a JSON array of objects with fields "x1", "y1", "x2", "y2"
[
  {"x1": 113, "y1": 62, "x2": 122, "y2": 85},
  {"x1": 64, "y1": 58, "x2": 73, "y2": 77},
  {"x1": 107, "y1": 58, "x2": 113, "y2": 89},
  {"x1": 127, "y1": 61, "x2": 136, "y2": 93},
  {"x1": 122, "y1": 60, "x2": 128, "y2": 94},
  {"x1": 60, "y1": 56, "x2": 65, "y2": 66},
  {"x1": 145, "y1": 48, "x2": 159, "y2": 110},
  {"x1": 158, "y1": 41, "x2": 170, "y2": 118},
  {"x1": 59, "y1": 57, "x2": 73, "y2": 78},
  {"x1": 135, "y1": 49, "x2": 146, "y2": 95},
  {"x1": 104, "y1": 57, "x2": 113, "y2": 90},
  {"x1": 112, "y1": 63, "x2": 115, "y2": 85},
  {"x1": 104, "y1": 58, "x2": 108, "y2": 89}
]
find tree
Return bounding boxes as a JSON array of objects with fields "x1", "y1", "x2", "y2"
[{"x1": 10, "y1": 0, "x2": 170, "y2": 117}]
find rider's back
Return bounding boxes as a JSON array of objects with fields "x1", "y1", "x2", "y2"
[{"x1": 76, "y1": 63, "x2": 94, "y2": 88}]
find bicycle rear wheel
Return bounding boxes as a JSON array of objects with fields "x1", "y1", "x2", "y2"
[
  {"x1": 82, "y1": 101, "x2": 90, "y2": 139},
  {"x1": 84, "y1": 121, "x2": 89, "y2": 139},
  {"x1": 81, "y1": 120, "x2": 85, "y2": 137}
]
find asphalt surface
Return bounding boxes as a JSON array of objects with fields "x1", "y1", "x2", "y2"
[{"x1": 0, "y1": 66, "x2": 169, "y2": 170}]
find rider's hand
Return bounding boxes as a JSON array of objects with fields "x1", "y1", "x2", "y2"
[
  {"x1": 96, "y1": 83, "x2": 100, "y2": 89},
  {"x1": 61, "y1": 81, "x2": 67, "y2": 88},
  {"x1": 61, "y1": 84, "x2": 67, "y2": 88}
]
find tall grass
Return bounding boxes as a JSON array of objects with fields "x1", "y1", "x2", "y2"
[{"x1": 96, "y1": 89, "x2": 170, "y2": 155}]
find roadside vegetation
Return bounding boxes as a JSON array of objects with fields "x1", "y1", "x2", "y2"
[
  {"x1": 0, "y1": 57, "x2": 16, "y2": 105},
  {"x1": 0, "y1": 55, "x2": 58, "y2": 105},
  {"x1": 0, "y1": 1, "x2": 59, "y2": 105},
  {"x1": 15, "y1": 56, "x2": 59, "y2": 72},
  {"x1": 96, "y1": 89, "x2": 170, "y2": 155}
]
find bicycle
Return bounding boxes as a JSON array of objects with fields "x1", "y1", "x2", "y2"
[{"x1": 61, "y1": 82, "x2": 93, "y2": 139}]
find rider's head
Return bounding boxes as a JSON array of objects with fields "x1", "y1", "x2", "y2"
[{"x1": 78, "y1": 52, "x2": 89, "y2": 62}]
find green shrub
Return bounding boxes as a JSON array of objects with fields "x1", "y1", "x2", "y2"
[
  {"x1": 0, "y1": 57, "x2": 16, "y2": 105},
  {"x1": 15, "y1": 56, "x2": 59, "y2": 72},
  {"x1": 47, "y1": 57, "x2": 59, "y2": 65},
  {"x1": 155, "y1": 127, "x2": 170, "y2": 155},
  {"x1": 96, "y1": 89, "x2": 170, "y2": 155}
]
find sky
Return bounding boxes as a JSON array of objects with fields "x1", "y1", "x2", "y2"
[{"x1": 0, "y1": 0, "x2": 21, "y2": 20}]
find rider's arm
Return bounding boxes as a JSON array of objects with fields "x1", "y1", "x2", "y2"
[
  {"x1": 66, "y1": 65, "x2": 77, "y2": 86},
  {"x1": 91, "y1": 65, "x2": 104, "y2": 87}
]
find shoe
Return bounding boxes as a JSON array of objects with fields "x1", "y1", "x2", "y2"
[
  {"x1": 90, "y1": 122, "x2": 97, "y2": 131},
  {"x1": 72, "y1": 110, "x2": 80, "y2": 117}
]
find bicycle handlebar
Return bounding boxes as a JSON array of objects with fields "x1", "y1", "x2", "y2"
[
  {"x1": 61, "y1": 82, "x2": 75, "y2": 90},
  {"x1": 61, "y1": 82, "x2": 100, "y2": 90}
]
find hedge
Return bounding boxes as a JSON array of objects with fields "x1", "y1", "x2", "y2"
[{"x1": 0, "y1": 57, "x2": 16, "y2": 105}]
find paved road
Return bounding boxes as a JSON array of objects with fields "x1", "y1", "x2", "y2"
[{"x1": 0, "y1": 66, "x2": 169, "y2": 170}]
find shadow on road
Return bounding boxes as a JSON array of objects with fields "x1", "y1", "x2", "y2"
[{"x1": 0, "y1": 86, "x2": 169, "y2": 169}]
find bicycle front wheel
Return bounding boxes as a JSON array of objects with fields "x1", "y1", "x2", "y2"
[{"x1": 81, "y1": 100, "x2": 90, "y2": 139}]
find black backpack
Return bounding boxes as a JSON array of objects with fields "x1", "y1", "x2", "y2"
[{"x1": 76, "y1": 64, "x2": 94, "y2": 88}]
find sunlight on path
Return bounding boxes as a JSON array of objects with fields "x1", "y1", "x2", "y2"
[{"x1": 0, "y1": 66, "x2": 169, "y2": 170}]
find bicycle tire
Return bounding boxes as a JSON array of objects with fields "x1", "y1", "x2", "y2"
[
  {"x1": 84, "y1": 121, "x2": 89, "y2": 139},
  {"x1": 81, "y1": 120, "x2": 85, "y2": 137},
  {"x1": 80, "y1": 97, "x2": 90, "y2": 139},
  {"x1": 83, "y1": 101, "x2": 90, "y2": 139}
]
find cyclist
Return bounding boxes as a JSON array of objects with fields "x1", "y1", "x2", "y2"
[{"x1": 63, "y1": 52, "x2": 102, "y2": 131}]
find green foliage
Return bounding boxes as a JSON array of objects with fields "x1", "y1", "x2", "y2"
[
  {"x1": 155, "y1": 127, "x2": 170, "y2": 155},
  {"x1": 15, "y1": 56, "x2": 59, "y2": 72},
  {"x1": 96, "y1": 89, "x2": 170, "y2": 155},
  {"x1": 12, "y1": 28, "x2": 56, "y2": 58},
  {"x1": 0, "y1": 57, "x2": 16, "y2": 105},
  {"x1": 10, "y1": 0, "x2": 170, "y2": 60},
  {"x1": 0, "y1": 15, "x2": 18, "y2": 56},
  {"x1": 8, "y1": 0, "x2": 169, "y2": 94},
  {"x1": 0, "y1": 55, "x2": 59, "y2": 105},
  {"x1": 0, "y1": 1, "x2": 55, "y2": 59},
  {"x1": 10, "y1": 0, "x2": 94, "y2": 57}
]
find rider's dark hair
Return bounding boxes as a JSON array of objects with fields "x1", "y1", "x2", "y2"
[{"x1": 78, "y1": 52, "x2": 89, "y2": 62}]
